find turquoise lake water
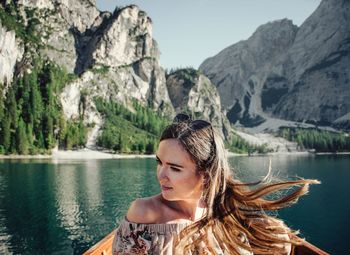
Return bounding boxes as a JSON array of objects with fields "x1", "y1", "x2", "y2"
[{"x1": 0, "y1": 154, "x2": 348, "y2": 254}]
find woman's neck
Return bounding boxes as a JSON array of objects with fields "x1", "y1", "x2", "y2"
[{"x1": 163, "y1": 196, "x2": 206, "y2": 222}]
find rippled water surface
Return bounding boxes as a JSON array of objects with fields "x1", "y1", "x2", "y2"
[{"x1": 0, "y1": 155, "x2": 348, "y2": 254}]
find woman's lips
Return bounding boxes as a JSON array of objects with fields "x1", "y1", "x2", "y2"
[{"x1": 161, "y1": 185, "x2": 173, "y2": 191}]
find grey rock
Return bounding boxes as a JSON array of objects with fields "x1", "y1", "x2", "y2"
[
  {"x1": 15, "y1": 0, "x2": 100, "y2": 73},
  {"x1": 0, "y1": 22, "x2": 24, "y2": 86},
  {"x1": 58, "y1": 3, "x2": 172, "y2": 118},
  {"x1": 18, "y1": 0, "x2": 99, "y2": 32},
  {"x1": 273, "y1": 0, "x2": 350, "y2": 128},
  {"x1": 166, "y1": 69, "x2": 230, "y2": 137},
  {"x1": 200, "y1": 0, "x2": 350, "y2": 130},
  {"x1": 91, "y1": 6, "x2": 154, "y2": 68},
  {"x1": 200, "y1": 19, "x2": 297, "y2": 127}
]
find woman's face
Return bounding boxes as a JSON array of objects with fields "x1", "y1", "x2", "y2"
[{"x1": 156, "y1": 139, "x2": 204, "y2": 202}]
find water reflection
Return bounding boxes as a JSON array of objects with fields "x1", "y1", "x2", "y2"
[
  {"x1": 0, "y1": 167, "x2": 11, "y2": 254},
  {"x1": 54, "y1": 164, "x2": 81, "y2": 239},
  {"x1": 83, "y1": 160, "x2": 102, "y2": 210}
]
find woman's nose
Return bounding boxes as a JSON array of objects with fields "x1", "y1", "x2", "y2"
[{"x1": 158, "y1": 166, "x2": 168, "y2": 181}]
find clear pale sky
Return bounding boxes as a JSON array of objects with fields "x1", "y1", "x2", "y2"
[{"x1": 96, "y1": 0, "x2": 321, "y2": 70}]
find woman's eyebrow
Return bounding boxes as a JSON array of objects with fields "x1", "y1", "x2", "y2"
[
  {"x1": 156, "y1": 155, "x2": 184, "y2": 168},
  {"x1": 168, "y1": 162, "x2": 184, "y2": 168}
]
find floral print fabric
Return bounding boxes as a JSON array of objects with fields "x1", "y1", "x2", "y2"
[
  {"x1": 112, "y1": 219, "x2": 188, "y2": 255},
  {"x1": 112, "y1": 219, "x2": 253, "y2": 255}
]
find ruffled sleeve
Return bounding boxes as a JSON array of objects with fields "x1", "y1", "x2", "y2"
[{"x1": 112, "y1": 220, "x2": 153, "y2": 255}]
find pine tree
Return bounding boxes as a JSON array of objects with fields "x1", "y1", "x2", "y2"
[
  {"x1": 7, "y1": 86, "x2": 18, "y2": 130},
  {"x1": 146, "y1": 140, "x2": 155, "y2": 154},
  {"x1": 66, "y1": 122, "x2": 79, "y2": 150},
  {"x1": 31, "y1": 80, "x2": 43, "y2": 132},
  {"x1": 138, "y1": 141, "x2": 145, "y2": 153},
  {"x1": 78, "y1": 120, "x2": 86, "y2": 147},
  {"x1": 0, "y1": 85, "x2": 5, "y2": 149},
  {"x1": 17, "y1": 117, "x2": 29, "y2": 154},
  {"x1": 118, "y1": 133, "x2": 124, "y2": 153},
  {"x1": 0, "y1": 85, "x2": 5, "y2": 124},
  {"x1": 148, "y1": 114, "x2": 156, "y2": 134},
  {"x1": 2, "y1": 114, "x2": 11, "y2": 153},
  {"x1": 21, "y1": 74, "x2": 32, "y2": 123},
  {"x1": 43, "y1": 111, "x2": 55, "y2": 149},
  {"x1": 36, "y1": 131, "x2": 45, "y2": 150},
  {"x1": 58, "y1": 114, "x2": 67, "y2": 148},
  {"x1": 26, "y1": 123, "x2": 34, "y2": 154}
]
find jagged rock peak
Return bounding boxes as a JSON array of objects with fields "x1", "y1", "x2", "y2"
[
  {"x1": 16, "y1": 0, "x2": 100, "y2": 33},
  {"x1": 249, "y1": 19, "x2": 298, "y2": 55},
  {"x1": 199, "y1": 18, "x2": 298, "y2": 118},
  {"x1": 90, "y1": 5, "x2": 156, "y2": 68},
  {"x1": 201, "y1": 18, "x2": 298, "y2": 77}
]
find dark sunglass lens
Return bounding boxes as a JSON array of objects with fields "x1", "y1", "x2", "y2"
[
  {"x1": 191, "y1": 120, "x2": 211, "y2": 129},
  {"x1": 173, "y1": 113, "x2": 191, "y2": 123}
]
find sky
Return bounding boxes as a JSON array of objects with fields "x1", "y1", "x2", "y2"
[{"x1": 96, "y1": 0, "x2": 321, "y2": 70}]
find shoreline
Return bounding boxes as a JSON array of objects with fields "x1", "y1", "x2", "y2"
[
  {"x1": 1, "y1": 149, "x2": 350, "y2": 160},
  {"x1": 0, "y1": 148, "x2": 155, "y2": 160}
]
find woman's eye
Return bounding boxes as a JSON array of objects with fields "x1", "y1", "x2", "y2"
[
  {"x1": 171, "y1": 167, "x2": 181, "y2": 172},
  {"x1": 156, "y1": 159, "x2": 162, "y2": 165}
]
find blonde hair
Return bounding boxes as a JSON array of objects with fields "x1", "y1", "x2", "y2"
[{"x1": 160, "y1": 115, "x2": 319, "y2": 254}]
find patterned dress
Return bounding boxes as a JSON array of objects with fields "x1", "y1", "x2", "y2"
[{"x1": 112, "y1": 219, "x2": 253, "y2": 255}]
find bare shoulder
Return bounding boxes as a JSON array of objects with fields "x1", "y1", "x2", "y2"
[{"x1": 126, "y1": 194, "x2": 162, "y2": 224}]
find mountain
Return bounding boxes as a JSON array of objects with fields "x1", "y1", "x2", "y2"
[
  {"x1": 200, "y1": 0, "x2": 350, "y2": 131},
  {"x1": 1, "y1": 1, "x2": 176, "y2": 153},
  {"x1": 0, "y1": 0, "x2": 230, "y2": 154}
]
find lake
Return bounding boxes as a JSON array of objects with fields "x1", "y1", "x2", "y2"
[{"x1": 0, "y1": 154, "x2": 348, "y2": 254}]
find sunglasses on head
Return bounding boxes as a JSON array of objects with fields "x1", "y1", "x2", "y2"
[
  {"x1": 173, "y1": 113, "x2": 191, "y2": 123},
  {"x1": 173, "y1": 113, "x2": 212, "y2": 130}
]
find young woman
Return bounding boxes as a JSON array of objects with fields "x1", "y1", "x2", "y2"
[{"x1": 112, "y1": 114, "x2": 319, "y2": 255}]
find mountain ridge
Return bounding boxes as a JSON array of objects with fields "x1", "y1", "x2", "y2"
[{"x1": 200, "y1": 0, "x2": 350, "y2": 131}]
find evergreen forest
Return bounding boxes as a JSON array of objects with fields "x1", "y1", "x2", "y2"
[{"x1": 278, "y1": 127, "x2": 350, "y2": 152}]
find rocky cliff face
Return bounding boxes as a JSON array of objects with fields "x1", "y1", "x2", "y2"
[
  {"x1": 166, "y1": 69, "x2": 230, "y2": 137},
  {"x1": 17, "y1": 0, "x2": 100, "y2": 32},
  {"x1": 14, "y1": 0, "x2": 101, "y2": 73},
  {"x1": 91, "y1": 6, "x2": 155, "y2": 68},
  {"x1": 1, "y1": 1, "x2": 174, "y2": 146},
  {"x1": 58, "y1": 3, "x2": 173, "y2": 111},
  {"x1": 200, "y1": 0, "x2": 350, "y2": 130},
  {"x1": 273, "y1": 0, "x2": 350, "y2": 129},
  {"x1": 0, "y1": 21, "x2": 24, "y2": 87},
  {"x1": 200, "y1": 19, "x2": 297, "y2": 127}
]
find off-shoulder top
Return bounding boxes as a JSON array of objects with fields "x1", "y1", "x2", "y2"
[{"x1": 112, "y1": 219, "x2": 253, "y2": 255}]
